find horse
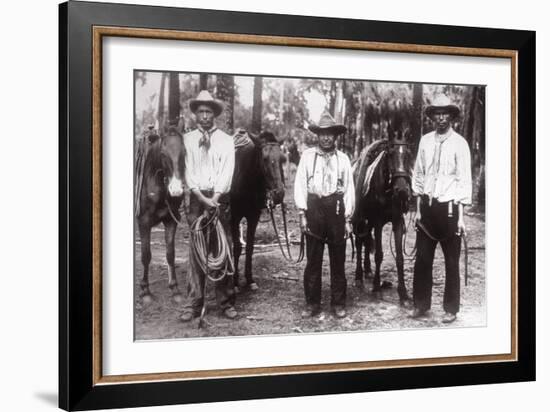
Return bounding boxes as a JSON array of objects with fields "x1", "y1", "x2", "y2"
[
  {"x1": 230, "y1": 130, "x2": 286, "y2": 291},
  {"x1": 136, "y1": 126, "x2": 185, "y2": 303},
  {"x1": 352, "y1": 137, "x2": 413, "y2": 304}
]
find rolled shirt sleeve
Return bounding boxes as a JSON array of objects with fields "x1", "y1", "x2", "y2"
[
  {"x1": 412, "y1": 138, "x2": 425, "y2": 196},
  {"x1": 183, "y1": 133, "x2": 200, "y2": 191},
  {"x1": 293, "y1": 151, "x2": 309, "y2": 211},
  {"x1": 341, "y1": 154, "x2": 355, "y2": 218},
  {"x1": 454, "y1": 137, "x2": 472, "y2": 205}
]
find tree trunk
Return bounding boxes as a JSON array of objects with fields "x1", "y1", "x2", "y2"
[
  {"x1": 252, "y1": 76, "x2": 263, "y2": 134},
  {"x1": 157, "y1": 72, "x2": 167, "y2": 133},
  {"x1": 461, "y1": 85, "x2": 485, "y2": 208},
  {"x1": 216, "y1": 74, "x2": 235, "y2": 134},
  {"x1": 199, "y1": 74, "x2": 208, "y2": 91},
  {"x1": 411, "y1": 83, "x2": 423, "y2": 154},
  {"x1": 329, "y1": 80, "x2": 337, "y2": 117},
  {"x1": 168, "y1": 72, "x2": 181, "y2": 127}
]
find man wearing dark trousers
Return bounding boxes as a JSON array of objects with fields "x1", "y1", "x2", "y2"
[
  {"x1": 411, "y1": 95, "x2": 472, "y2": 324},
  {"x1": 294, "y1": 111, "x2": 355, "y2": 319}
]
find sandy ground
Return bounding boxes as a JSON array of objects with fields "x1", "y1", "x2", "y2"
[{"x1": 135, "y1": 176, "x2": 486, "y2": 340}]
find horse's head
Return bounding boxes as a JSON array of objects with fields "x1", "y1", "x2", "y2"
[
  {"x1": 159, "y1": 127, "x2": 185, "y2": 198},
  {"x1": 258, "y1": 132, "x2": 285, "y2": 207},
  {"x1": 387, "y1": 141, "x2": 413, "y2": 213}
]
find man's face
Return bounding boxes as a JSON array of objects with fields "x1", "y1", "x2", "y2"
[
  {"x1": 318, "y1": 130, "x2": 336, "y2": 151},
  {"x1": 196, "y1": 104, "x2": 215, "y2": 130},
  {"x1": 432, "y1": 109, "x2": 452, "y2": 134}
]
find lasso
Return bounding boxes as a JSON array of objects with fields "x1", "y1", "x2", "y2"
[{"x1": 189, "y1": 208, "x2": 235, "y2": 283}]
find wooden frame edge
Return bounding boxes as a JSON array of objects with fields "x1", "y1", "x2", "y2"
[{"x1": 91, "y1": 25, "x2": 519, "y2": 386}]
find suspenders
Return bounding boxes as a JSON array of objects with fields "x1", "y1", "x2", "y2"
[{"x1": 307, "y1": 151, "x2": 342, "y2": 189}]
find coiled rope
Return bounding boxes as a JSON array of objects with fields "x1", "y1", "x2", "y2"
[{"x1": 189, "y1": 208, "x2": 235, "y2": 283}]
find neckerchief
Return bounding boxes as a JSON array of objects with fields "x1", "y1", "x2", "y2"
[
  {"x1": 198, "y1": 126, "x2": 217, "y2": 151},
  {"x1": 429, "y1": 128, "x2": 452, "y2": 205},
  {"x1": 314, "y1": 148, "x2": 340, "y2": 195}
]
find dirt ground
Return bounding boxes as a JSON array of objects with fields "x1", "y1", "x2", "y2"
[{"x1": 135, "y1": 175, "x2": 486, "y2": 340}]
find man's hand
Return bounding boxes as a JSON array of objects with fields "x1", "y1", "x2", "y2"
[
  {"x1": 202, "y1": 197, "x2": 218, "y2": 209},
  {"x1": 211, "y1": 192, "x2": 221, "y2": 207},
  {"x1": 457, "y1": 218, "x2": 467, "y2": 237},
  {"x1": 345, "y1": 220, "x2": 353, "y2": 238},
  {"x1": 299, "y1": 213, "x2": 308, "y2": 233},
  {"x1": 456, "y1": 202, "x2": 466, "y2": 237},
  {"x1": 415, "y1": 195, "x2": 422, "y2": 226}
]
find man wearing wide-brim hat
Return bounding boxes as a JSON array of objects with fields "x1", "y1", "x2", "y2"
[
  {"x1": 411, "y1": 94, "x2": 472, "y2": 324},
  {"x1": 180, "y1": 90, "x2": 238, "y2": 322},
  {"x1": 294, "y1": 110, "x2": 355, "y2": 319}
]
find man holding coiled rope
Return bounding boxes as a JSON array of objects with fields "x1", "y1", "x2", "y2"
[{"x1": 180, "y1": 90, "x2": 238, "y2": 322}]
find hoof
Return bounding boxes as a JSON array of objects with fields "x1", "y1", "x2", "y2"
[
  {"x1": 234, "y1": 286, "x2": 241, "y2": 294},
  {"x1": 381, "y1": 280, "x2": 393, "y2": 289},
  {"x1": 400, "y1": 298, "x2": 412, "y2": 309},
  {"x1": 141, "y1": 294, "x2": 153, "y2": 304},
  {"x1": 248, "y1": 282, "x2": 259, "y2": 291},
  {"x1": 371, "y1": 289, "x2": 382, "y2": 299},
  {"x1": 223, "y1": 307, "x2": 238, "y2": 319},
  {"x1": 172, "y1": 293, "x2": 183, "y2": 304}
]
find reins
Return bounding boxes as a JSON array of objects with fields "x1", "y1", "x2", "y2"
[{"x1": 267, "y1": 202, "x2": 305, "y2": 263}]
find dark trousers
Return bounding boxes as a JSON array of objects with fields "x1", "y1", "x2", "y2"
[
  {"x1": 184, "y1": 190, "x2": 235, "y2": 312},
  {"x1": 413, "y1": 197, "x2": 461, "y2": 314},
  {"x1": 304, "y1": 194, "x2": 347, "y2": 308}
]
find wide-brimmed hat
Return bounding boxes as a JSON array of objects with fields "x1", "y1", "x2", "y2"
[
  {"x1": 425, "y1": 94, "x2": 460, "y2": 119},
  {"x1": 189, "y1": 90, "x2": 225, "y2": 117},
  {"x1": 308, "y1": 111, "x2": 347, "y2": 135}
]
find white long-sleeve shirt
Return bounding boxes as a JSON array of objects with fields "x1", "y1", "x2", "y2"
[
  {"x1": 183, "y1": 127, "x2": 235, "y2": 194},
  {"x1": 294, "y1": 148, "x2": 355, "y2": 218},
  {"x1": 412, "y1": 128, "x2": 472, "y2": 205}
]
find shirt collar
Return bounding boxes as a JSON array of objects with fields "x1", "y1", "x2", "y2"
[
  {"x1": 316, "y1": 147, "x2": 336, "y2": 158},
  {"x1": 197, "y1": 125, "x2": 217, "y2": 135},
  {"x1": 435, "y1": 127, "x2": 453, "y2": 143}
]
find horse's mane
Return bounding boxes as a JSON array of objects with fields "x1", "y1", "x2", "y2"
[
  {"x1": 353, "y1": 139, "x2": 390, "y2": 187},
  {"x1": 363, "y1": 139, "x2": 390, "y2": 166},
  {"x1": 258, "y1": 131, "x2": 278, "y2": 144}
]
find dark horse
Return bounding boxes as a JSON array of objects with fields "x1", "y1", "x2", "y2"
[
  {"x1": 230, "y1": 130, "x2": 286, "y2": 291},
  {"x1": 352, "y1": 138, "x2": 413, "y2": 304},
  {"x1": 136, "y1": 126, "x2": 185, "y2": 302}
]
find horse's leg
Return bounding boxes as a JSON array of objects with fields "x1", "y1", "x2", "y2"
[
  {"x1": 393, "y1": 216, "x2": 410, "y2": 305},
  {"x1": 354, "y1": 220, "x2": 365, "y2": 290},
  {"x1": 244, "y1": 211, "x2": 260, "y2": 290},
  {"x1": 138, "y1": 219, "x2": 153, "y2": 303},
  {"x1": 163, "y1": 219, "x2": 182, "y2": 303},
  {"x1": 372, "y1": 223, "x2": 383, "y2": 295},
  {"x1": 230, "y1": 211, "x2": 243, "y2": 292},
  {"x1": 364, "y1": 226, "x2": 373, "y2": 278}
]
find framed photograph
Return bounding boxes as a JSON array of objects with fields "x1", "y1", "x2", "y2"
[{"x1": 59, "y1": 1, "x2": 535, "y2": 410}]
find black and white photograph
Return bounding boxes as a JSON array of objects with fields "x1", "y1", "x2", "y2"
[{"x1": 134, "y1": 70, "x2": 486, "y2": 340}]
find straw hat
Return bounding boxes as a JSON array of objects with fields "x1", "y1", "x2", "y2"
[
  {"x1": 425, "y1": 94, "x2": 460, "y2": 119},
  {"x1": 189, "y1": 90, "x2": 225, "y2": 117},
  {"x1": 308, "y1": 111, "x2": 347, "y2": 135}
]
